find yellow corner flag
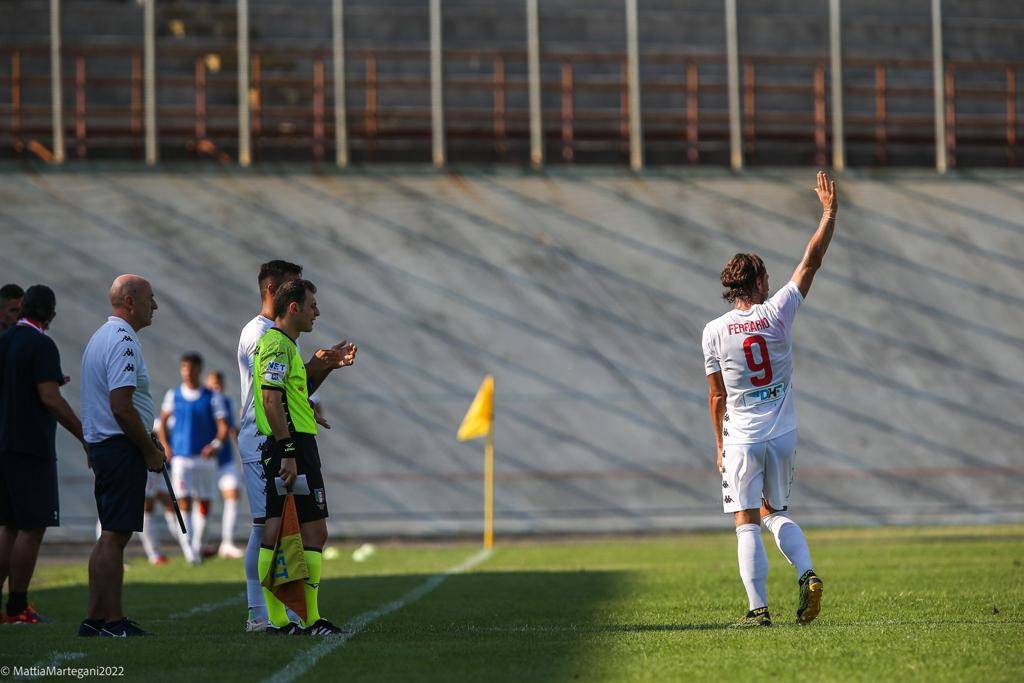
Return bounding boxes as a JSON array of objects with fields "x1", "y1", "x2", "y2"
[{"x1": 457, "y1": 375, "x2": 494, "y2": 441}]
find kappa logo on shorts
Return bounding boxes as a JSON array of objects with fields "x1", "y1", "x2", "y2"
[
  {"x1": 124, "y1": 363, "x2": 135, "y2": 372},
  {"x1": 724, "y1": 495, "x2": 734, "y2": 504},
  {"x1": 722, "y1": 481, "x2": 729, "y2": 489}
]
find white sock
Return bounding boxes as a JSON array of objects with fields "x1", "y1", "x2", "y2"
[
  {"x1": 167, "y1": 508, "x2": 195, "y2": 563},
  {"x1": 191, "y1": 505, "x2": 207, "y2": 557},
  {"x1": 736, "y1": 523, "x2": 769, "y2": 610},
  {"x1": 221, "y1": 498, "x2": 238, "y2": 548},
  {"x1": 140, "y1": 511, "x2": 160, "y2": 561},
  {"x1": 95, "y1": 519, "x2": 102, "y2": 540},
  {"x1": 246, "y1": 523, "x2": 268, "y2": 621},
  {"x1": 763, "y1": 513, "x2": 814, "y2": 580}
]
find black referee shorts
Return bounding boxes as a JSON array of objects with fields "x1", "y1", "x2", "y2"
[
  {"x1": 89, "y1": 435, "x2": 148, "y2": 534},
  {"x1": 262, "y1": 433, "x2": 328, "y2": 523},
  {"x1": 0, "y1": 452, "x2": 60, "y2": 530}
]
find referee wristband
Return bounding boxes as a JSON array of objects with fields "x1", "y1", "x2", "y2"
[{"x1": 272, "y1": 437, "x2": 297, "y2": 459}]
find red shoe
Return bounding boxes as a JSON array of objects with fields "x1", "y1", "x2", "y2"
[
  {"x1": 5, "y1": 605, "x2": 44, "y2": 624},
  {"x1": 150, "y1": 554, "x2": 170, "y2": 566}
]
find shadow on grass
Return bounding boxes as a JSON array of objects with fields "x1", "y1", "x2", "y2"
[{"x1": 0, "y1": 568, "x2": 732, "y2": 681}]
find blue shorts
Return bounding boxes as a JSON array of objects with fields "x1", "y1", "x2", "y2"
[
  {"x1": 90, "y1": 436, "x2": 148, "y2": 534},
  {"x1": 0, "y1": 452, "x2": 60, "y2": 529}
]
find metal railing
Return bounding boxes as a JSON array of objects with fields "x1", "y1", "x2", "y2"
[{"x1": 1, "y1": 0, "x2": 1021, "y2": 168}]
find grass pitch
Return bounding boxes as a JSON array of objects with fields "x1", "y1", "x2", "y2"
[{"x1": 1, "y1": 526, "x2": 1022, "y2": 682}]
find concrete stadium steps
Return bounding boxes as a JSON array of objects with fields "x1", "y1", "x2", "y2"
[{"x1": 2, "y1": 168, "x2": 1022, "y2": 539}]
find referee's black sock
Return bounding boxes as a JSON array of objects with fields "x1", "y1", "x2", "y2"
[{"x1": 6, "y1": 591, "x2": 27, "y2": 615}]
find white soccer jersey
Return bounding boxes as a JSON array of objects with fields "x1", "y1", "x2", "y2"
[
  {"x1": 237, "y1": 314, "x2": 273, "y2": 463},
  {"x1": 702, "y1": 281, "x2": 803, "y2": 444}
]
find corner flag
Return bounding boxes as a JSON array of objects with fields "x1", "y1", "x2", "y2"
[
  {"x1": 261, "y1": 494, "x2": 309, "y2": 623},
  {"x1": 457, "y1": 375, "x2": 495, "y2": 549},
  {"x1": 457, "y1": 375, "x2": 493, "y2": 441}
]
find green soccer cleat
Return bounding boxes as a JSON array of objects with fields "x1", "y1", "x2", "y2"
[
  {"x1": 796, "y1": 570, "x2": 824, "y2": 625},
  {"x1": 731, "y1": 606, "x2": 771, "y2": 628}
]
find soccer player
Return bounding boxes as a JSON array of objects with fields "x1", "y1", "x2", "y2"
[
  {"x1": 0, "y1": 284, "x2": 23, "y2": 332},
  {"x1": 157, "y1": 352, "x2": 229, "y2": 565},
  {"x1": 237, "y1": 260, "x2": 354, "y2": 632},
  {"x1": 255, "y1": 279, "x2": 356, "y2": 635},
  {"x1": 701, "y1": 170, "x2": 836, "y2": 628},
  {"x1": 204, "y1": 370, "x2": 243, "y2": 559}
]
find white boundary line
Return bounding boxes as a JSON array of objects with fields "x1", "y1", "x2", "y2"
[
  {"x1": 263, "y1": 548, "x2": 494, "y2": 683},
  {"x1": 166, "y1": 592, "x2": 246, "y2": 619}
]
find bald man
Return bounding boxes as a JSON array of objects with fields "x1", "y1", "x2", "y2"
[{"x1": 78, "y1": 275, "x2": 165, "y2": 638}]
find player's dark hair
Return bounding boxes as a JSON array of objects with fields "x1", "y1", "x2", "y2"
[
  {"x1": 20, "y1": 285, "x2": 56, "y2": 322},
  {"x1": 0, "y1": 283, "x2": 24, "y2": 301},
  {"x1": 180, "y1": 351, "x2": 203, "y2": 368},
  {"x1": 273, "y1": 279, "x2": 317, "y2": 319},
  {"x1": 258, "y1": 260, "x2": 303, "y2": 290},
  {"x1": 720, "y1": 253, "x2": 767, "y2": 304}
]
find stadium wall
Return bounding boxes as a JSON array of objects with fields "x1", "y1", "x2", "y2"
[{"x1": 2, "y1": 166, "x2": 1022, "y2": 540}]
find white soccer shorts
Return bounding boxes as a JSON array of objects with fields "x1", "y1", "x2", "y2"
[
  {"x1": 144, "y1": 471, "x2": 162, "y2": 498},
  {"x1": 218, "y1": 461, "x2": 241, "y2": 492},
  {"x1": 721, "y1": 430, "x2": 798, "y2": 513},
  {"x1": 242, "y1": 460, "x2": 268, "y2": 520},
  {"x1": 170, "y1": 456, "x2": 218, "y2": 501}
]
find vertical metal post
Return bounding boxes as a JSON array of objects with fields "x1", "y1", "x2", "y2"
[
  {"x1": 526, "y1": 0, "x2": 543, "y2": 167},
  {"x1": 430, "y1": 0, "x2": 445, "y2": 167},
  {"x1": 50, "y1": 0, "x2": 65, "y2": 163},
  {"x1": 332, "y1": 0, "x2": 348, "y2": 167},
  {"x1": 238, "y1": 0, "x2": 251, "y2": 167},
  {"x1": 931, "y1": 0, "x2": 946, "y2": 173},
  {"x1": 75, "y1": 54, "x2": 86, "y2": 158},
  {"x1": 829, "y1": 0, "x2": 845, "y2": 170},
  {"x1": 625, "y1": 0, "x2": 643, "y2": 170},
  {"x1": 725, "y1": 0, "x2": 742, "y2": 170},
  {"x1": 144, "y1": 0, "x2": 157, "y2": 164}
]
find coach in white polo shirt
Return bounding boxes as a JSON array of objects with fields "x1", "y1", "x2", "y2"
[{"x1": 78, "y1": 275, "x2": 165, "y2": 639}]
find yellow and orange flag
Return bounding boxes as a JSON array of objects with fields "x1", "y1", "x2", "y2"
[
  {"x1": 457, "y1": 375, "x2": 493, "y2": 441},
  {"x1": 261, "y1": 494, "x2": 309, "y2": 623}
]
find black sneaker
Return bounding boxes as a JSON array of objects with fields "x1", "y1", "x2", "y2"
[
  {"x1": 730, "y1": 606, "x2": 772, "y2": 628},
  {"x1": 77, "y1": 619, "x2": 104, "y2": 637},
  {"x1": 100, "y1": 618, "x2": 155, "y2": 637},
  {"x1": 304, "y1": 618, "x2": 348, "y2": 636},
  {"x1": 267, "y1": 622, "x2": 307, "y2": 636},
  {"x1": 797, "y1": 570, "x2": 824, "y2": 625}
]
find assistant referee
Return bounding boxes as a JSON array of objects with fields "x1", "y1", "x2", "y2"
[{"x1": 78, "y1": 275, "x2": 165, "y2": 638}]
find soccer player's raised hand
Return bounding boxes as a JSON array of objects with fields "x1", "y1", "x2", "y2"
[{"x1": 814, "y1": 170, "x2": 837, "y2": 218}]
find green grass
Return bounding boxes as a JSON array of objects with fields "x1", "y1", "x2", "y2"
[{"x1": 1, "y1": 526, "x2": 1022, "y2": 682}]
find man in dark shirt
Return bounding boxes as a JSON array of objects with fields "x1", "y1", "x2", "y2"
[
  {"x1": 0, "y1": 284, "x2": 23, "y2": 332},
  {"x1": 0, "y1": 285, "x2": 86, "y2": 623}
]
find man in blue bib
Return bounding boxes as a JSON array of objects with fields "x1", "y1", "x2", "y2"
[{"x1": 157, "y1": 352, "x2": 228, "y2": 564}]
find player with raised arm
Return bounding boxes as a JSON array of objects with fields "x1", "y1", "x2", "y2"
[
  {"x1": 701, "y1": 170, "x2": 837, "y2": 627},
  {"x1": 236, "y1": 261, "x2": 355, "y2": 632}
]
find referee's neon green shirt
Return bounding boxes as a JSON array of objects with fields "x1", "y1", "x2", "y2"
[{"x1": 253, "y1": 328, "x2": 317, "y2": 436}]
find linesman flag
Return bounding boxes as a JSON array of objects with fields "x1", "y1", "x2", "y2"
[
  {"x1": 261, "y1": 493, "x2": 309, "y2": 623},
  {"x1": 457, "y1": 375, "x2": 494, "y2": 441}
]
